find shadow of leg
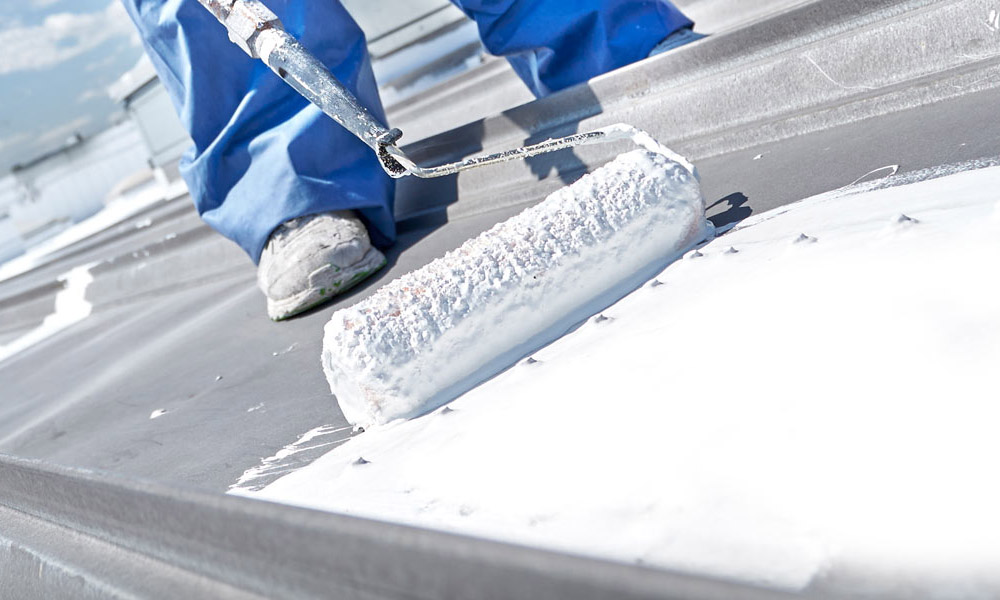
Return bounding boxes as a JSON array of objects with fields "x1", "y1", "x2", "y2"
[
  {"x1": 503, "y1": 84, "x2": 605, "y2": 185},
  {"x1": 708, "y1": 192, "x2": 753, "y2": 229}
]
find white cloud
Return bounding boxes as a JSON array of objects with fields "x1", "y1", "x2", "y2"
[
  {"x1": 76, "y1": 87, "x2": 105, "y2": 104},
  {"x1": 0, "y1": 131, "x2": 33, "y2": 154},
  {"x1": 0, "y1": 2, "x2": 136, "y2": 76},
  {"x1": 85, "y1": 51, "x2": 117, "y2": 72}
]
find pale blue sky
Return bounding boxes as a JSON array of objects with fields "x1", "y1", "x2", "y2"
[{"x1": 0, "y1": 0, "x2": 145, "y2": 172}]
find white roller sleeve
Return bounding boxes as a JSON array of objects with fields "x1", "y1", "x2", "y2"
[{"x1": 323, "y1": 137, "x2": 709, "y2": 426}]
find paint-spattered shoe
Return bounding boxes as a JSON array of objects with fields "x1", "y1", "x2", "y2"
[{"x1": 257, "y1": 211, "x2": 386, "y2": 321}]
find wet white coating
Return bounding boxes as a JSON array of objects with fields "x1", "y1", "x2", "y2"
[{"x1": 255, "y1": 164, "x2": 1000, "y2": 595}]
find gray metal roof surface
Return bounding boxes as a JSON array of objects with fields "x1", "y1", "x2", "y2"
[
  {"x1": 3, "y1": 0, "x2": 999, "y2": 489},
  {"x1": 1, "y1": 0, "x2": 997, "y2": 483}
]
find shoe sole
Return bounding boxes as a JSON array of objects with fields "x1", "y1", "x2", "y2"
[{"x1": 267, "y1": 248, "x2": 388, "y2": 321}]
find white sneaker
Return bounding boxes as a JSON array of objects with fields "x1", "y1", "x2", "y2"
[{"x1": 257, "y1": 211, "x2": 387, "y2": 320}]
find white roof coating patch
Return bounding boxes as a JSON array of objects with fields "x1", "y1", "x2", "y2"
[
  {"x1": 245, "y1": 164, "x2": 1000, "y2": 595},
  {"x1": 0, "y1": 263, "x2": 95, "y2": 365}
]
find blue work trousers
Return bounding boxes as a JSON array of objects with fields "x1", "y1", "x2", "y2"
[{"x1": 122, "y1": 0, "x2": 692, "y2": 262}]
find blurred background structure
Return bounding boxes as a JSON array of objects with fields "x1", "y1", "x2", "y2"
[{"x1": 0, "y1": 0, "x2": 491, "y2": 267}]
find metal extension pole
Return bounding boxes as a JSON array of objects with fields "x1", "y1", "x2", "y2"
[
  {"x1": 195, "y1": 1, "x2": 402, "y2": 157},
  {"x1": 195, "y1": 0, "x2": 634, "y2": 179}
]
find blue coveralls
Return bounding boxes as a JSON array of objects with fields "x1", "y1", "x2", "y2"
[{"x1": 122, "y1": 0, "x2": 693, "y2": 262}]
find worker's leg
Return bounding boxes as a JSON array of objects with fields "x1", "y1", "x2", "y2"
[
  {"x1": 450, "y1": 0, "x2": 694, "y2": 97},
  {"x1": 121, "y1": 0, "x2": 395, "y2": 263}
]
